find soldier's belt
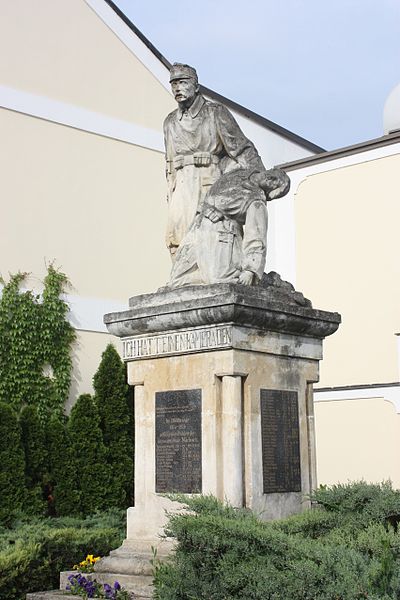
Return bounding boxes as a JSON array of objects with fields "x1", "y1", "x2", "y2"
[
  {"x1": 201, "y1": 203, "x2": 224, "y2": 222},
  {"x1": 171, "y1": 152, "x2": 220, "y2": 170}
]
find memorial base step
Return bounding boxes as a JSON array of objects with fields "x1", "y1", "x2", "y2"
[{"x1": 26, "y1": 593, "x2": 81, "y2": 600}]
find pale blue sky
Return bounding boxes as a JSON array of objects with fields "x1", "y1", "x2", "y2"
[{"x1": 114, "y1": 0, "x2": 400, "y2": 151}]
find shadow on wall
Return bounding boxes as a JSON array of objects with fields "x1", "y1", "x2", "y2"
[{"x1": 66, "y1": 336, "x2": 83, "y2": 414}]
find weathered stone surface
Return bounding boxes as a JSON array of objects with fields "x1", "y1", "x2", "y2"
[
  {"x1": 104, "y1": 281, "x2": 340, "y2": 339},
  {"x1": 92, "y1": 540, "x2": 173, "y2": 599},
  {"x1": 260, "y1": 271, "x2": 312, "y2": 307},
  {"x1": 164, "y1": 64, "x2": 290, "y2": 287},
  {"x1": 168, "y1": 169, "x2": 290, "y2": 288},
  {"x1": 101, "y1": 279, "x2": 341, "y2": 600},
  {"x1": 165, "y1": 64, "x2": 268, "y2": 259},
  {"x1": 28, "y1": 590, "x2": 139, "y2": 600},
  {"x1": 59, "y1": 571, "x2": 94, "y2": 591},
  {"x1": 93, "y1": 572, "x2": 151, "y2": 599},
  {"x1": 26, "y1": 593, "x2": 81, "y2": 600}
]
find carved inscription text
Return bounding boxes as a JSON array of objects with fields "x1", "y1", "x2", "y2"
[
  {"x1": 122, "y1": 325, "x2": 232, "y2": 361},
  {"x1": 155, "y1": 389, "x2": 202, "y2": 494},
  {"x1": 260, "y1": 389, "x2": 301, "y2": 494}
]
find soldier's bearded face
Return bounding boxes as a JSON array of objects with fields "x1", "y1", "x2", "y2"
[{"x1": 171, "y1": 78, "x2": 198, "y2": 107}]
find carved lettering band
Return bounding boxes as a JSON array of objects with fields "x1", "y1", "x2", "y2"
[{"x1": 122, "y1": 325, "x2": 232, "y2": 361}]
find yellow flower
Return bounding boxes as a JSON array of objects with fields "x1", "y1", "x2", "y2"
[{"x1": 71, "y1": 553, "x2": 102, "y2": 573}]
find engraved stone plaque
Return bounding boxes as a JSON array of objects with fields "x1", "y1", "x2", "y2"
[
  {"x1": 155, "y1": 389, "x2": 202, "y2": 493},
  {"x1": 260, "y1": 389, "x2": 301, "y2": 494}
]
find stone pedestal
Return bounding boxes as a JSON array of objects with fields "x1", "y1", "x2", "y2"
[{"x1": 96, "y1": 282, "x2": 340, "y2": 595}]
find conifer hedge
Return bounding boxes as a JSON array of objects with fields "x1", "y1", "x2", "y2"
[
  {"x1": 94, "y1": 344, "x2": 134, "y2": 509},
  {"x1": 153, "y1": 484, "x2": 400, "y2": 600},
  {"x1": 47, "y1": 415, "x2": 80, "y2": 517},
  {"x1": 19, "y1": 405, "x2": 48, "y2": 515},
  {"x1": 68, "y1": 394, "x2": 110, "y2": 516},
  {"x1": 0, "y1": 269, "x2": 134, "y2": 523},
  {"x1": 0, "y1": 403, "x2": 26, "y2": 523}
]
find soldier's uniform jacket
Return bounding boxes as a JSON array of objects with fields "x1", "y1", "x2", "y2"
[{"x1": 163, "y1": 94, "x2": 264, "y2": 251}]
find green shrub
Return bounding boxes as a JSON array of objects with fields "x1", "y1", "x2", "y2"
[
  {"x1": 313, "y1": 481, "x2": 400, "y2": 524},
  {"x1": 19, "y1": 405, "x2": 48, "y2": 515},
  {"x1": 93, "y1": 344, "x2": 133, "y2": 509},
  {"x1": 68, "y1": 394, "x2": 110, "y2": 516},
  {"x1": 47, "y1": 415, "x2": 80, "y2": 517},
  {"x1": 0, "y1": 508, "x2": 125, "y2": 551},
  {"x1": 155, "y1": 507, "x2": 372, "y2": 600},
  {"x1": 271, "y1": 505, "x2": 341, "y2": 538},
  {"x1": 0, "y1": 403, "x2": 26, "y2": 524},
  {"x1": 0, "y1": 267, "x2": 75, "y2": 418},
  {"x1": 154, "y1": 489, "x2": 400, "y2": 600},
  {"x1": 0, "y1": 510, "x2": 125, "y2": 600},
  {"x1": 0, "y1": 273, "x2": 42, "y2": 411},
  {"x1": 39, "y1": 266, "x2": 76, "y2": 419}
]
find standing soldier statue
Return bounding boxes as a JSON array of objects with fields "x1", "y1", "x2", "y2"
[{"x1": 164, "y1": 63, "x2": 290, "y2": 286}]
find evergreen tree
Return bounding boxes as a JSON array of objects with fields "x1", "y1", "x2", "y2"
[
  {"x1": 93, "y1": 344, "x2": 133, "y2": 508},
  {"x1": 47, "y1": 415, "x2": 80, "y2": 517},
  {"x1": 19, "y1": 405, "x2": 48, "y2": 515},
  {"x1": 0, "y1": 403, "x2": 26, "y2": 523},
  {"x1": 68, "y1": 394, "x2": 110, "y2": 516}
]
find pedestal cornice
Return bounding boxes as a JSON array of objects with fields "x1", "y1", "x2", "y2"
[{"x1": 104, "y1": 283, "x2": 341, "y2": 340}]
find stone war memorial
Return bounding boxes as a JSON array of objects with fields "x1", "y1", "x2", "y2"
[{"x1": 94, "y1": 64, "x2": 340, "y2": 598}]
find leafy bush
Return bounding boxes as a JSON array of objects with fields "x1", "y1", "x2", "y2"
[
  {"x1": 0, "y1": 267, "x2": 75, "y2": 419},
  {"x1": 0, "y1": 509, "x2": 125, "y2": 600},
  {"x1": 153, "y1": 485, "x2": 400, "y2": 600}
]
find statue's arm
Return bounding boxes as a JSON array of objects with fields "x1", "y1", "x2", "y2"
[
  {"x1": 216, "y1": 105, "x2": 265, "y2": 172},
  {"x1": 163, "y1": 118, "x2": 176, "y2": 200},
  {"x1": 241, "y1": 200, "x2": 268, "y2": 281}
]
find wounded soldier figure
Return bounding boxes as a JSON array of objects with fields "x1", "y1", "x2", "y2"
[{"x1": 168, "y1": 167, "x2": 290, "y2": 288}]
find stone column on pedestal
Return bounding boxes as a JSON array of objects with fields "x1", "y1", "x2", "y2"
[
  {"x1": 93, "y1": 282, "x2": 340, "y2": 597},
  {"x1": 221, "y1": 374, "x2": 243, "y2": 507}
]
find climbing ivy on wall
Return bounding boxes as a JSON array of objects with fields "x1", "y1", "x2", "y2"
[{"x1": 0, "y1": 266, "x2": 76, "y2": 419}]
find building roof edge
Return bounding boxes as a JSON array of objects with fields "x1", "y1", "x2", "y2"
[
  {"x1": 200, "y1": 85, "x2": 325, "y2": 154},
  {"x1": 279, "y1": 131, "x2": 400, "y2": 171},
  {"x1": 103, "y1": 0, "x2": 325, "y2": 154}
]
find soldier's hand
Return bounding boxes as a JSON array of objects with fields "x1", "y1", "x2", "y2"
[{"x1": 238, "y1": 270, "x2": 254, "y2": 286}]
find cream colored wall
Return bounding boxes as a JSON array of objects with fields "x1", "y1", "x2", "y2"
[
  {"x1": 0, "y1": 107, "x2": 171, "y2": 401},
  {"x1": 0, "y1": 108, "x2": 171, "y2": 299},
  {"x1": 295, "y1": 154, "x2": 400, "y2": 387},
  {"x1": 67, "y1": 330, "x2": 118, "y2": 413},
  {"x1": 0, "y1": 0, "x2": 175, "y2": 128},
  {"x1": 315, "y1": 398, "x2": 400, "y2": 488},
  {"x1": 0, "y1": 0, "x2": 176, "y2": 402}
]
